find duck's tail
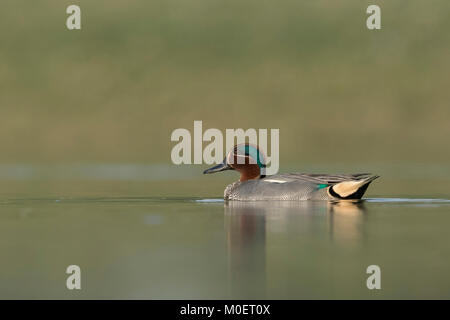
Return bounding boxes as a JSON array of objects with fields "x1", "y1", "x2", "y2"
[{"x1": 329, "y1": 175, "x2": 380, "y2": 200}]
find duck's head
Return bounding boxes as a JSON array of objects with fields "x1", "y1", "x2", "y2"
[{"x1": 203, "y1": 143, "x2": 266, "y2": 181}]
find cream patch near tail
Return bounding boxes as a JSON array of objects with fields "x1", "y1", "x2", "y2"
[{"x1": 329, "y1": 175, "x2": 380, "y2": 199}]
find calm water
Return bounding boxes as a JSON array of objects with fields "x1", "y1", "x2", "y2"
[{"x1": 1, "y1": 191, "x2": 450, "y2": 299}]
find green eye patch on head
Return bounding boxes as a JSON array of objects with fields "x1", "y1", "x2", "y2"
[{"x1": 234, "y1": 144, "x2": 266, "y2": 168}]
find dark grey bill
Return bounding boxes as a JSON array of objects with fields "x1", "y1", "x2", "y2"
[{"x1": 203, "y1": 160, "x2": 232, "y2": 174}]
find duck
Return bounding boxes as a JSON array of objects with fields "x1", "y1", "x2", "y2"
[{"x1": 203, "y1": 144, "x2": 379, "y2": 201}]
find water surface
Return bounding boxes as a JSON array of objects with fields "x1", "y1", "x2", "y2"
[{"x1": 1, "y1": 192, "x2": 450, "y2": 299}]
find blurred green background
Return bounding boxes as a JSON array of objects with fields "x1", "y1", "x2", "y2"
[{"x1": 0, "y1": 0, "x2": 449, "y2": 197}]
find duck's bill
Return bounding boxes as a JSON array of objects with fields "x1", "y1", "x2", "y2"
[{"x1": 203, "y1": 162, "x2": 232, "y2": 174}]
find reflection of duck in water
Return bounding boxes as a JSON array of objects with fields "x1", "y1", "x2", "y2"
[
  {"x1": 224, "y1": 200, "x2": 367, "y2": 298},
  {"x1": 224, "y1": 201, "x2": 267, "y2": 298},
  {"x1": 204, "y1": 144, "x2": 379, "y2": 201},
  {"x1": 225, "y1": 200, "x2": 366, "y2": 232}
]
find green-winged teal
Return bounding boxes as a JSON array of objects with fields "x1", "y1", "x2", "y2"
[{"x1": 203, "y1": 144, "x2": 379, "y2": 200}]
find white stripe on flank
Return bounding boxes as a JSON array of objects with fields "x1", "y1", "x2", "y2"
[{"x1": 264, "y1": 179, "x2": 287, "y2": 183}]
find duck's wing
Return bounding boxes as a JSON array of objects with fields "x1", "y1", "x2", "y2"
[{"x1": 264, "y1": 173, "x2": 374, "y2": 185}]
